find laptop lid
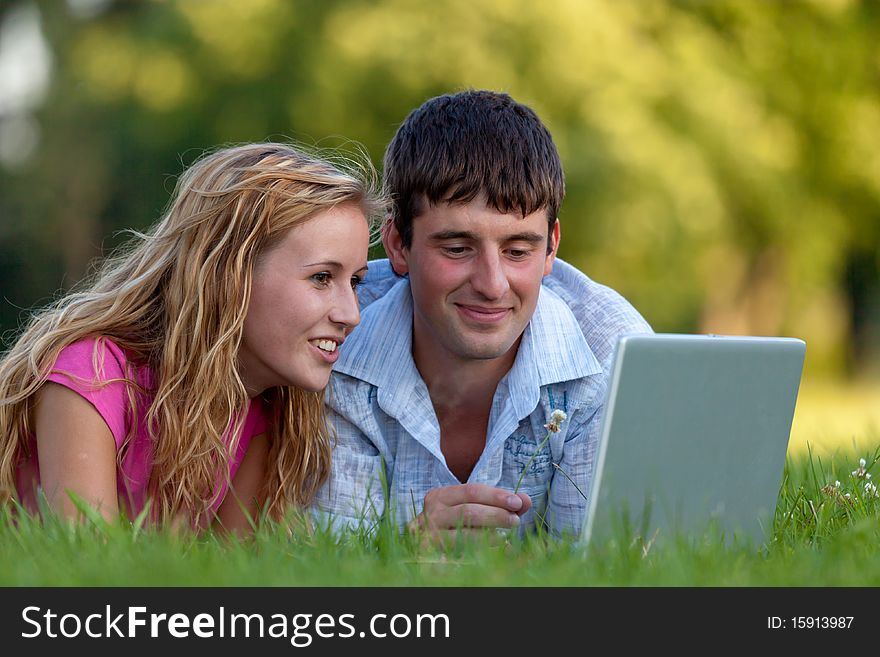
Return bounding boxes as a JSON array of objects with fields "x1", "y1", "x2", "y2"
[{"x1": 581, "y1": 334, "x2": 805, "y2": 548}]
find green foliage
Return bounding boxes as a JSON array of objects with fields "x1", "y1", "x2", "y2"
[{"x1": 0, "y1": 0, "x2": 878, "y2": 375}]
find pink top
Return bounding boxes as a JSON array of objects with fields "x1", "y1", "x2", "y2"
[{"x1": 16, "y1": 337, "x2": 268, "y2": 522}]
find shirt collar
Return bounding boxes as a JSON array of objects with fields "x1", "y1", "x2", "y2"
[
  {"x1": 334, "y1": 276, "x2": 602, "y2": 417},
  {"x1": 502, "y1": 285, "x2": 601, "y2": 419},
  {"x1": 335, "y1": 277, "x2": 419, "y2": 391}
]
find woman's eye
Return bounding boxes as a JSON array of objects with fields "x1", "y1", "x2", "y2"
[
  {"x1": 350, "y1": 275, "x2": 363, "y2": 290},
  {"x1": 311, "y1": 272, "x2": 331, "y2": 286}
]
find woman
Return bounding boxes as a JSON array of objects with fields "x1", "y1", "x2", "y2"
[{"x1": 0, "y1": 143, "x2": 381, "y2": 532}]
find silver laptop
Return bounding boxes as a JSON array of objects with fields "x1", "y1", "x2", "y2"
[{"x1": 581, "y1": 334, "x2": 805, "y2": 549}]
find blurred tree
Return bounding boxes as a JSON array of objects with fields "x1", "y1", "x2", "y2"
[{"x1": 0, "y1": 0, "x2": 877, "y2": 378}]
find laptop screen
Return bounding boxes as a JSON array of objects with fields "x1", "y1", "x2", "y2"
[{"x1": 581, "y1": 334, "x2": 805, "y2": 548}]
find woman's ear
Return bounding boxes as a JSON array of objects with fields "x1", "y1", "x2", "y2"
[{"x1": 382, "y1": 216, "x2": 409, "y2": 276}]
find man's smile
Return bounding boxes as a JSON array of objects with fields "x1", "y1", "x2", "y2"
[{"x1": 454, "y1": 303, "x2": 513, "y2": 324}]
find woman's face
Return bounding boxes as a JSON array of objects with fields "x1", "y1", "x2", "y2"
[{"x1": 238, "y1": 202, "x2": 370, "y2": 396}]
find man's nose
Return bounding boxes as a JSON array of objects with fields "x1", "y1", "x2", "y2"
[{"x1": 470, "y1": 251, "x2": 510, "y2": 300}]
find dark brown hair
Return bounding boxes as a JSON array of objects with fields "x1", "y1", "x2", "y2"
[{"x1": 383, "y1": 89, "x2": 565, "y2": 250}]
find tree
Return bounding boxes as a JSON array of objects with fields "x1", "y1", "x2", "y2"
[{"x1": 1, "y1": 0, "x2": 877, "y2": 376}]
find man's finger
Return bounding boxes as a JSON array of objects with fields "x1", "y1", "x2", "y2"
[
  {"x1": 514, "y1": 492, "x2": 533, "y2": 516},
  {"x1": 425, "y1": 483, "x2": 525, "y2": 512},
  {"x1": 446, "y1": 502, "x2": 521, "y2": 529},
  {"x1": 414, "y1": 501, "x2": 522, "y2": 532}
]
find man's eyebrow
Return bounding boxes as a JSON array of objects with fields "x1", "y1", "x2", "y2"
[
  {"x1": 427, "y1": 230, "x2": 477, "y2": 241},
  {"x1": 427, "y1": 230, "x2": 545, "y2": 243},
  {"x1": 505, "y1": 232, "x2": 546, "y2": 243}
]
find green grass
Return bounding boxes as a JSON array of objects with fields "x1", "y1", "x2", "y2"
[{"x1": 3, "y1": 443, "x2": 880, "y2": 587}]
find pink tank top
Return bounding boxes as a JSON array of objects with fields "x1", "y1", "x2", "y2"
[{"x1": 15, "y1": 337, "x2": 268, "y2": 523}]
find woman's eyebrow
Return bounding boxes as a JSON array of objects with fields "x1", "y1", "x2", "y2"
[
  {"x1": 302, "y1": 260, "x2": 343, "y2": 269},
  {"x1": 302, "y1": 261, "x2": 369, "y2": 273}
]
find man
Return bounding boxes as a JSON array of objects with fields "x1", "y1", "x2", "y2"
[{"x1": 314, "y1": 90, "x2": 651, "y2": 539}]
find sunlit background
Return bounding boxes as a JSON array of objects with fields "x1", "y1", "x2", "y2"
[{"x1": 0, "y1": 0, "x2": 877, "y2": 456}]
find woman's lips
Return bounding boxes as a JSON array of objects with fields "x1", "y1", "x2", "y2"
[{"x1": 309, "y1": 340, "x2": 340, "y2": 364}]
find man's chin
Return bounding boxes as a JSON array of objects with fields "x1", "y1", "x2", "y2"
[{"x1": 451, "y1": 336, "x2": 520, "y2": 362}]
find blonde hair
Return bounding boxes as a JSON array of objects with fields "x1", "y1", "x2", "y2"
[{"x1": 0, "y1": 142, "x2": 383, "y2": 526}]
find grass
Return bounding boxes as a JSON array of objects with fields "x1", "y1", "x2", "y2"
[{"x1": 2, "y1": 440, "x2": 880, "y2": 587}]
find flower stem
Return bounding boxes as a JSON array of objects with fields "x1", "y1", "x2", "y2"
[
  {"x1": 513, "y1": 431, "x2": 552, "y2": 495},
  {"x1": 551, "y1": 462, "x2": 589, "y2": 501}
]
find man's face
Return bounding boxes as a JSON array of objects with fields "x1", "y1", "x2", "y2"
[{"x1": 384, "y1": 196, "x2": 559, "y2": 370}]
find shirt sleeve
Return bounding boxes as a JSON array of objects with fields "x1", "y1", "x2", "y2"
[
  {"x1": 311, "y1": 403, "x2": 388, "y2": 533},
  {"x1": 45, "y1": 337, "x2": 133, "y2": 450},
  {"x1": 545, "y1": 405, "x2": 601, "y2": 538}
]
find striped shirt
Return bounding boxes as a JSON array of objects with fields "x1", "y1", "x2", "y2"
[{"x1": 313, "y1": 258, "x2": 652, "y2": 536}]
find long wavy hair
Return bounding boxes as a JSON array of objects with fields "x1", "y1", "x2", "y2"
[{"x1": 0, "y1": 143, "x2": 382, "y2": 526}]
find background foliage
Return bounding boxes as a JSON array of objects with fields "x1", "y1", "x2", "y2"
[{"x1": 1, "y1": 0, "x2": 878, "y2": 381}]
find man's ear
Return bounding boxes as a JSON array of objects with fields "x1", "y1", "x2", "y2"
[
  {"x1": 543, "y1": 219, "x2": 560, "y2": 277},
  {"x1": 382, "y1": 216, "x2": 410, "y2": 276}
]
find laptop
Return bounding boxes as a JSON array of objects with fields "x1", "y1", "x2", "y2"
[{"x1": 580, "y1": 334, "x2": 805, "y2": 549}]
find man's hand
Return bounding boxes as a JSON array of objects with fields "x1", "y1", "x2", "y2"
[{"x1": 408, "y1": 483, "x2": 532, "y2": 544}]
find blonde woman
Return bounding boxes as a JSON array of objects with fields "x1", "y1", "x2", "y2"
[{"x1": 0, "y1": 143, "x2": 381, "y2": 532}]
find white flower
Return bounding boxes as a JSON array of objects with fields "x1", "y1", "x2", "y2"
[
  {"x1": 834, "y1": 480, "x2": 841, "y2": 488},
  {"x1": 544, "y1": 409, "x2": 567, "y2": 433},
  {"x1": 852, "y1": 458, "x2": 868, "y2": 479},
  {"x1": 865, "y1": 482, "x2": 878, "y2": 498}
]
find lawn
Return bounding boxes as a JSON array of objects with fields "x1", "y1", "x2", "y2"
[{"x1": 2, "y1": 442, "x2": 878, "y2": 587}]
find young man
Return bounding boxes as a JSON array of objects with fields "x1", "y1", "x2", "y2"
[{"x1": 314, "y1": 90, "x2": 651, "y2": 539}]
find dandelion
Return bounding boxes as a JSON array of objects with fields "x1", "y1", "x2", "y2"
[
  {"x1": 852, "y1": 458, "x2": 868, "y2": 479},
  {"x1": 513, "y1": 409, "x2": 567, "y2": 495},
  {"x1": 544, "y1": 409, "x2": 567, "y2": 433}
]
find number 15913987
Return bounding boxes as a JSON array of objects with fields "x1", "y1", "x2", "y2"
[{"x1": 768, "y1": 616, "x2": 853, "y2": 629}]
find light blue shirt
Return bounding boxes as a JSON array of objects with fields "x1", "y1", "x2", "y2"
[{"x1": 313, "y1": 258, "x2": 652, "y2": 537}]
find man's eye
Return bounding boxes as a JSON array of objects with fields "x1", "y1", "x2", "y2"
[
  {"x1": 508, "y1": 249, "x2": 530, "y2": 259},
  {"x1": 350, "y1": 275, "x2": 363, "y2": 290},
  {"x1": 311, "y1": 272, "x2": 331, "y2": 286},
  {"x1": 443, "y1": 246, "x2": 468, "y2": 256}
]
